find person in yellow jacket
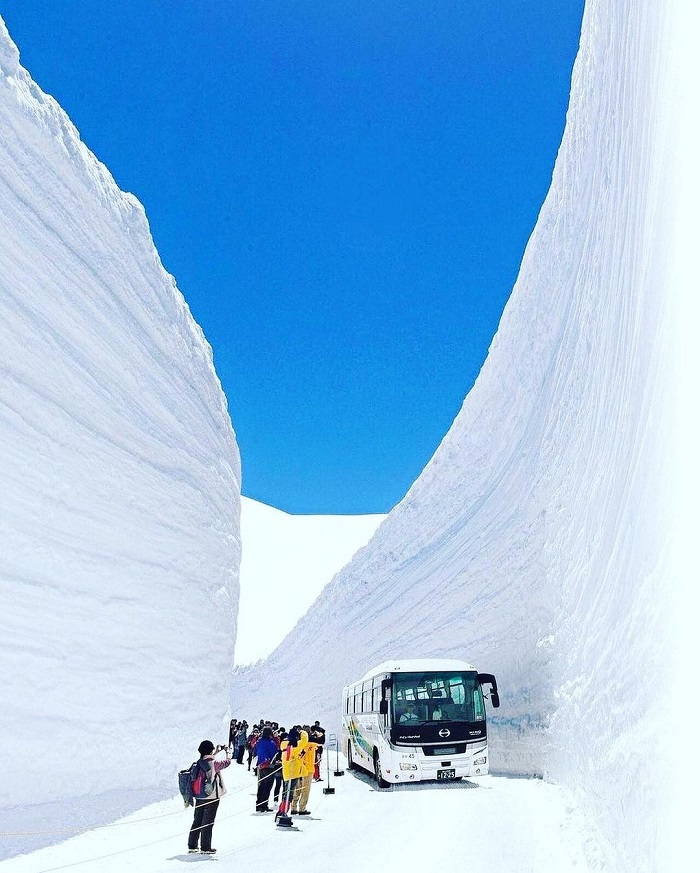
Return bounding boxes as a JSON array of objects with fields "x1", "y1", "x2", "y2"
[
  {"x1": 276, "y1": 728, "x2": 305, "y2": 827},
  {"x1": 293, "y1": 726, "x2": 318, "y2": 816}
]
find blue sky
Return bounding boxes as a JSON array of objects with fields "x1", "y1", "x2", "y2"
[{"x1": 2, "y1": 1, "x2": 584, "y2": 514}]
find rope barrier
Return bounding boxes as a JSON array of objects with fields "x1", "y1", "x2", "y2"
[
  {"x1": 0, "y1": 762, "x2": 277, "y2": 838},
  {"x1": 3, "y1": 748, "x2": 336, "y2": 872},
  {"x1": 34, "y1": 766, "x2": 330, "y2": 872}
]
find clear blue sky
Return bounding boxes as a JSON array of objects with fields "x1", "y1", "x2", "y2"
[{"x1": 1, "y1": 0, "x2": 584, "y2": 514}]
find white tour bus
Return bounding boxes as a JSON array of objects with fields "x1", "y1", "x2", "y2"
[{"x1": 341, "y1": 658, "x2": 500, "y2": 786}]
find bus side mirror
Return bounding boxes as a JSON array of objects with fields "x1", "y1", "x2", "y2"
[
  {"x1": 379, "y1": 700, "x2": 388, "y2": 715},
  {"x1": 477, "y1": 673, "x2": 500, "y2": 709}
]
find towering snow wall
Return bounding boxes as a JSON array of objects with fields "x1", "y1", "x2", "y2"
[
  {"x1": 232, "y1": 1, "x2": 688, "y2": 870},
  {"x1": 0, "y1": 17, "x2": 240, "y2": 847}
]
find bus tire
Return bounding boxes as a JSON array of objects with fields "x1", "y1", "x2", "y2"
[
  {"x1": 347, "y1": 741, "x2": 356, "y2": 771},
  {"x1": 373, "y1": 750, "x2": 389, "y2": 789}
]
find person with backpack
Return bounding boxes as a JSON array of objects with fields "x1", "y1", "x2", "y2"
[{"x1": 187, "y1": 740, "x2": 231, "y2": 855}]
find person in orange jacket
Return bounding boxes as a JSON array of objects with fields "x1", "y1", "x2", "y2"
[{"x1": 275, "y1": 728, "x2": 305, "y2": 827}]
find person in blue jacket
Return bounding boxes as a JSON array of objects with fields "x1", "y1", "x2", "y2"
[{"x1": 254, "y1": 727, "x2": 279, "y2": 812}]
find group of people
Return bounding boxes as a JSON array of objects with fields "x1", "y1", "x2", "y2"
[{"x1": 187, "y1": 716, "x2": 326, "y2": 853}]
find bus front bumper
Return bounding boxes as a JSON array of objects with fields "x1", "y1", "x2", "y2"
[{"x1": 386, "y1": 750, "x2": 489, "y2": 782}]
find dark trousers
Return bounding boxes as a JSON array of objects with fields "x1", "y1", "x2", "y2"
[
  {"x1": 256, "y1": 766, "x2": 274, "y2": 810},
  {"x1": 188, "y1": 798, "x2": 219, "y2": 851},
  {"x1": 272, "y1": 769, "x2": 283, "y2": 802},
  {"x1": 236, "y1": 745, "x2": 245, "y2": 764}
]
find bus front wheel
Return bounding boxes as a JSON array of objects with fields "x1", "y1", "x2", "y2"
[
  {"x1": 373, "y1": 750, "x2": 389, "y2": 789},
  {"x1": 347, "y1": 741, "x2": 356, "y2": 771}
]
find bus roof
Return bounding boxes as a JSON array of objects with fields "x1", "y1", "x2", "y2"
[{"x1": 359, "y1": 658, "x2": 478, "y2": 681}]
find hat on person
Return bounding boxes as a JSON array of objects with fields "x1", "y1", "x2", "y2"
[{"x1": 198, "y1": 740, "x2": 215, "y2": 756}]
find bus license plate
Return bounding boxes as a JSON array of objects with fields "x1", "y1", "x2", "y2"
[{"x1": 437, "y1": 768, "x2": 456, "y2": 780}]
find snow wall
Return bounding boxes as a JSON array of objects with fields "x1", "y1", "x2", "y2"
[
  {"x1": 232, "y1": 2, "x2": 689, "y2": 870},
  {"x1": 0, "y1": 16, "x2": 241, "y2": 849}
]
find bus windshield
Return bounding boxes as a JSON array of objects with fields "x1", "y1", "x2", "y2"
[{"x1": 392, "y1": 671, "x2": 485, "y2": 725}]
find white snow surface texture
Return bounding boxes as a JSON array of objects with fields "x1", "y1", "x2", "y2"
[
  {"x1": 232, "y1": 1, "x2": 689, "y2": 871},
  {"x1": 0, "y1": 13, "x2": 241, "y2": 826}
]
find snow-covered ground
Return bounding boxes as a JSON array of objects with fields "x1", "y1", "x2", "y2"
[
  {"x1": 1, "y1": 0, "x2": 696, "y2": 870},
  {"x1": 0, "y1": 756, "x2": 594, "y2": 873},
  {"x1": 236, "y1": 497, "x2": 385, "y2": 664}
]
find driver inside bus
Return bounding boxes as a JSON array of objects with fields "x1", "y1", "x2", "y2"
[{"x1": 399, "y1": 702, "x2": 420, "y2": 723}]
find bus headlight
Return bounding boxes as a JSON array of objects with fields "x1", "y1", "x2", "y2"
[
  {"x1": 399, "y1": 763, "x2": 418, "y2": 770},
  {"x1": 473, "y1": 756, "x2": 487, "y2": 766}
]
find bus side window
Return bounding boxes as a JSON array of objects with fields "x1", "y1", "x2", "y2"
[{"x1": 362, "y1": 682, "x2": 371, "y2": 713}]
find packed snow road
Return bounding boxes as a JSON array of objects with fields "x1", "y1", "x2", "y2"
[{"x1": 1, "y1": 759, "x2": 592, "y2": 873}]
